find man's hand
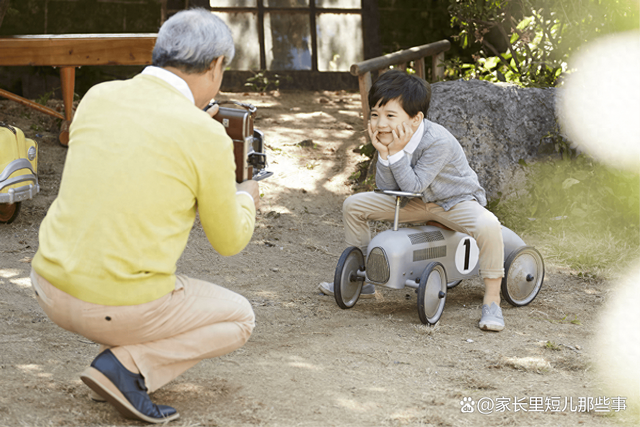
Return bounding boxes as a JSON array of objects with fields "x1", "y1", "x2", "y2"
[
  {"x1": 236, "y1": 180, "x2": 260, "y2": 210},
  {"x1": 205, "y1": 100, "x2": 219, "y2": 118}
]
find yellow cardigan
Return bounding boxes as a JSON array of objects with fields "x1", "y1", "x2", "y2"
[{"x1": 33, "y1": 74, "x2": 255, "y2": 306}]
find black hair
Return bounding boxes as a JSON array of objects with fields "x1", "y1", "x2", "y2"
[{"x1": 368, "y1": 69, "x2": 431, "y2": 118}]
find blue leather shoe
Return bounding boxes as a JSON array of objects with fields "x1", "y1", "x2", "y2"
[{"x1": 80, "y1": 349, "x2": 179, "y2": 423}]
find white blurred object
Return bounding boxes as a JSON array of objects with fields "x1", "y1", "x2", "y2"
[
  {"x1": 558, "y1": 31, "x2": 640, "y2": 171},
  {"x1": 595, "y1": 264, "x2": 640, "y2": 419}
]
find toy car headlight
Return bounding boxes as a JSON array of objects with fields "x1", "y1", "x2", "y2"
[
  {"x1": 28, "y1": 146, "x2": 36, "y2": 161},
  {"x1": 366, "y1": 247, "x2": 390, "y2": 284}
]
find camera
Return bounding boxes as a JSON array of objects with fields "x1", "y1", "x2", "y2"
[{"x1": 206, "y1": 101, "x2": 273, "y2": 183}]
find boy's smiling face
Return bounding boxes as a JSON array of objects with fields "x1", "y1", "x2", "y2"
[{"x1": 369, "y1": 98, "x2": 422, "y2": 145}]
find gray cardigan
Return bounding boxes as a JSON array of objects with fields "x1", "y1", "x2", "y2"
[{"x1": 376, "y1": 119, "x2": 487, "y2": 211}]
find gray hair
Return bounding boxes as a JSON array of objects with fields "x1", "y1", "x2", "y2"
[{"x1": 152, "y1": 8, "x2": 235, "y2": 74}]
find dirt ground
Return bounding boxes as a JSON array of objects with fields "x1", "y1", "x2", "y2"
[{"x1": 0, "y1": 90, "x2": 635, "y2": 427}]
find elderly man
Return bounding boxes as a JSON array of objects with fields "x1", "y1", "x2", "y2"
[{"x1": 30, "y1": 9, "x2": 258, "y2": 424}]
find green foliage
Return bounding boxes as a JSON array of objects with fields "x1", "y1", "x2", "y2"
[
  {"x1": 350, "y1": 160, "x2": 376, "y2": 193},
  {"x1": 35, "y1": 88, "x2": 56, "y2": 106},
  {"x1": 521, "y1": 157, "x2": 635, "y2": 231},
  {"x1": 549, "y1": 315, "x2": 582, "y2": 325},
  {"x1": 545, "y1": 340, "x2": 561, "y2": 350},
  {"x1": 446, "y1": 0, "x2": 640, "y2": 86},
  {"x1": 348, "y1": 143, "x2": 377, "y2": 192},
  {"x1": 245, "y1": 71, "x2": 291, "y2": 93},
  {"x1": 545, "y1": 228, "x2": 638, "y2": 277},
  {"x1": 360, "y1": 174, "x2": 377, "y2": 192},
  {"x1": 494, "y1": 155, "x2": 639, "y2": 234},
  {"x1": 491, "y1": 152, "x2": 639, "y2": 275},
  {"x1": 358, "y1": 142, "x2": 376, "y2": 159}
]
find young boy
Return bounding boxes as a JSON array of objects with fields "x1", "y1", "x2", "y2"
[{"x1": 319, "y1": 69, "x2": 505, "y2": 331}]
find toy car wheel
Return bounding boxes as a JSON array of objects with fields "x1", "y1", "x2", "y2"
[
  {"x1": 0, "y1": 202, "x2": 21, "y2": 224},
  {"x1": 417, "y1": 262, "x2": 447, "y2": 325},
  {"x1": 502, "y1": 246, "x2": 545, "y2": 307},
  {"x1": 447, "y1": 280, "x2": 462, "y2": 289},
  {"x1": 334, "y1": 247, "x2": 365, "y2": 309}
]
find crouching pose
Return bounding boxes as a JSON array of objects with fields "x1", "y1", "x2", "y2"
[
  {"x1": 319, "y1": 69, "x2": 505, "y2": 331},
  {"x1": 31, "y1": 9, "x2": 259, "y2": 423}
]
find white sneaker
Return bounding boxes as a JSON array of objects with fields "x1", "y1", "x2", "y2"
[
  {"x1": 318, "y1": 282, "x2": 376, "y2": 299},
  {"x1": 478, "y1": 302, "x2": 505, "y2": 331}
]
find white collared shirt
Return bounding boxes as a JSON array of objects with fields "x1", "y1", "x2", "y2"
[
  {"x1": 377, "y1": 120, "x2": 425, "y2": 166},
  {"x1": 141, "y1": 66, "x2": 195, "y2": 105}
]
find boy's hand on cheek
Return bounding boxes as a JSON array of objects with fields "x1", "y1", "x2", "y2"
[
  {"x1": 388, "y1": 122, "x2": 413, "y2": 156},
  {"x1": 369, "y1": 122, "x2": 389, "y2": 159}
]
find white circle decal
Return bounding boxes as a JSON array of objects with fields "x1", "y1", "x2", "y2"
[{"x1": 454, "y1": 237, "x2": 479, "y2": 274}]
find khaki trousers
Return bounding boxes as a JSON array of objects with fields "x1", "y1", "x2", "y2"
[
  {"x1": 343, "y1": 192, "x2": 504, "y2": 279},
  {"x1": 31, "y1": 270, "x2": 255, "y2": 392}
]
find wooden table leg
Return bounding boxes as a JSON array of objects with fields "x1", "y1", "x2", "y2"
[
  {"x1": 0, "y1": 88, "x2": 65, "y2": 120},
  {"x1": 59, "y1": 66, "x2": 76, "y2": 146}
]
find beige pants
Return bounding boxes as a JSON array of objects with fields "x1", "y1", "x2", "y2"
[
  {"x1": 343, "y1": 192, "x2": 504, "y2": 279},
  {"x1": 31, "y1": 270, "x2": 255, "y2": 392}
]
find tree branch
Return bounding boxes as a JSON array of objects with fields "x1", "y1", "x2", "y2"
[
  {"x1": 481, "y1": 39, "x2": 519, "y2": 75},
  {"x1": 497, "y1": 20, "x2": 522, "y2": 73}
]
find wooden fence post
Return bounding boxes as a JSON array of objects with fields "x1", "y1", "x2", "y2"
[
  {"x1": 414, "y1": 58, "x2": 425, "y2": 80},
  {"x1": 432, "y1": 52, "x2": 445, "y2": 81},
  {"x1": 358, "y1": 72, "x2": 372, "y2": 130}
]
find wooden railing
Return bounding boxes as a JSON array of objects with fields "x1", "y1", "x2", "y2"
[{"x1": 350, "y1": 40, "x2": 451, "y2": 130}]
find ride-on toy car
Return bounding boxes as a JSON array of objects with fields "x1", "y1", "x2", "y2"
[
  {"x1": 333, "y1": 189, "x2": 545, "y2": 325},
  {"x1": 0, "y1": 122, "x2": 39, "y2": 224}
]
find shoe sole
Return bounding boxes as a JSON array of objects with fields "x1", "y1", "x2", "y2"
[
  {"x1": 90, "y1": 389, "x2": 106, "y2": 402},
  {"x1": 80, "y1": 367, "x2": 180, "y2": 424},
  {"x1": 479, "y1": 322, "x2": 504, "y2": 332}
]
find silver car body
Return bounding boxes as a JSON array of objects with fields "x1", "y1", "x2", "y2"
[{"x1": 365, "y1": 225, "x2": 526, "y2": 289}]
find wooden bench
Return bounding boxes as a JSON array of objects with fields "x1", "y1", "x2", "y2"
[
  {"x1": 350, "y1": 40, "x2": 451, "y2": 131},
  {"x1": 0, "y1": 33, "x2": 157, "y2": 144}
]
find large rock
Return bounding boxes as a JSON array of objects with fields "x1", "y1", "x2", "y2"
[{"x1": 428, "y1": 79, "x2": 558, "y2": 201}]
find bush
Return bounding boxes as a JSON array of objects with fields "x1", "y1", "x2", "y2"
[{"x1": 446, "y1": 0, "x2": 640, "y2": 87}]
